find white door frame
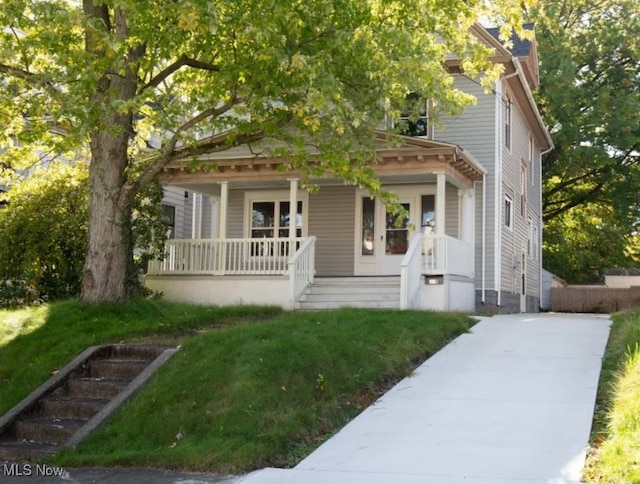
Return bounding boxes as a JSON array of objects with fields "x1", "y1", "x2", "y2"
[{"x1": 354, "y1": 186, "x2": 434, "y2": 275}]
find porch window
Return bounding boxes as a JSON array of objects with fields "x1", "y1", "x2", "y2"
[
  {"x1": 421, "y1": 195, "x2": 435, "y2": 233},
  {"x1": 361, "y1": 197, "x2": 375, "y2": 255},
  {"x1": 162, "y1": 204, "x2": 176, "y2": 239},
  {"x1": 386, "y1": 203, "x2": 410, "y2": 255},
  {"x1": 251, "y1": 201, "x2": 302, "y2": 238}
]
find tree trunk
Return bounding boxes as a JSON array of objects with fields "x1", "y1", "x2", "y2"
[{"x1": 80, "y1": 127, "x2": 137, "y2": 302}]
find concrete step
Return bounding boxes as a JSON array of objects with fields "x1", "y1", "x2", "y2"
[
  {"x1": 297, "y1": 277, "x2": 401, "y2": 310},
  {"x1": 0, "y1": 438, "x2": 58, "y2": 461},
  {"x1": 65, "y1": 378, "x2": 128, "y2": 400},
  {"x1": 40, "y1": 397, "x2": 108, "y2": 421},
  {"x1": 89, "y1": 359, "x2": 149, "y2": 380},
  {"x1": 102, "y1": 344, "x2": 173, "y2": 361},
  {"x1": 14, "y1": 418, "x2": 85, "y2": 445},
  {"x1": 300, "y1": 292, "x2": 400, "y2": 302},
  {"x1": 312, "y1": 277, "x2": 400, "y2": 286},
  {"x1": 298, "y1": 300, "x2": 401, "y2": 310}
]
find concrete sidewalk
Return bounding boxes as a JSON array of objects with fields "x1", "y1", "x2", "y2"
[{"x1": 239, "y1": 313, "x2": 611, "y2": 484}]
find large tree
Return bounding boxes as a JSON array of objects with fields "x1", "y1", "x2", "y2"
[
  {"x1": 0, "y1": 0, "x2": 527, "y2": 302},
  {"x1": 532, "y1": 0, "x2": 640, "y2": 281}
]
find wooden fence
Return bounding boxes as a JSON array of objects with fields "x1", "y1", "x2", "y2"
[{"x1": 552, "y1": 286, "x2": 640, "y2": 313}]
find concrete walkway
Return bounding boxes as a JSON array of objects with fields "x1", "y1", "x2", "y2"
[{"x1": 238, "y1": 313, "x2": 611, "y2": 484}]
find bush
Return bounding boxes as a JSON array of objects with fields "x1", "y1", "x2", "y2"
[{"x1": 0, "y1": 163, "x2": 89, "y2": 307}]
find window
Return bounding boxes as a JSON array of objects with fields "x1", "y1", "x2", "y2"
[
  {"x1": 361, "y1": 197, "x2": 375, "y2": 256},
  {"x1": 251, "y1": 201, "x2": 302, "y2": 239},
  {"x1": 504, "y1": 195, "x2": 513, "y2": 229},
  {"x1": 520, "y1": 163, "x2": 527, "y2": 217},
  {"x1": 385, "y1": 203, "x2": 410, "y2": 255},
  {"x1": 504, "y1": 96, "x2": 512, "y2": 150},
  {"x1": 396, "y1": 93, "x2": 430, "y2": 137},
  {"x1": 161, "y1": 204, "x2": 176, "y2": 239},
  {"x1": 528, "y1": 135, "x2": 535, "y2": 184},
  {"x1": 528, "y1": 219, "x2": 539, "y2": 260}
]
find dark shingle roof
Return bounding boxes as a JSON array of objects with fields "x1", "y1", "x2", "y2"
[{"x1": 486, "y1": 22, "x2": 534, "y2": 57}]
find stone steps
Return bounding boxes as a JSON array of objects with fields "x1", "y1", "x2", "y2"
[{"x1": 0, "y1": 344, "x2": 176, "y2": 461}]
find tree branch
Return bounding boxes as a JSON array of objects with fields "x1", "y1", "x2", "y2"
[{"x1": 141, "y1": 54, "x2": 220, "y2": 92}]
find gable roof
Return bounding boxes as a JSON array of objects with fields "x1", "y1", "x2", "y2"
[{"x1": 485, "y1": 23, "x2": 535, "y2": 57}]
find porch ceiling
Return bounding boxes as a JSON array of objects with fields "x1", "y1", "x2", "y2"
[{"x1": 159, "y1": 131, "x2": 486, "y2": 192}]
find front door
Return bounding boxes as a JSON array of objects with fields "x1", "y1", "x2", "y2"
[{"x1": 356, "y1": 193, "x2": 423, "y2": 275}]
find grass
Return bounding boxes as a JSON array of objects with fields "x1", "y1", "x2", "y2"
[
  {"x1": 0, "y1": 300, "x2": 473, "y2": 473},
  {"x1": 583, "y1": 309, "x2": 640, "y2": 483},
  {"x1": 0, "y1": 299, "x2": 282, "y2": 415}
]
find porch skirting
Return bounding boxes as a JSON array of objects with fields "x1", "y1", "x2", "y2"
[
  {"x1": 144, "y1": 275, "x2": 290, "y2": 308},
  {"x1": 419, "y1": 275, "x2": 475, "y2": 312}
]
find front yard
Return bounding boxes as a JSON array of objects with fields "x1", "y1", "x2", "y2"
[{"x1": 0, "y1": 300, "x2": 473, "y2": 472}]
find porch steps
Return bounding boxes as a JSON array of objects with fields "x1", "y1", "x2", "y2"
[
  {"x1": 297, "y1": 277, "x2": 401, "y2": 310},
  {"x1": 0, "y1": 344, "x2": 177, "y2": 462}
]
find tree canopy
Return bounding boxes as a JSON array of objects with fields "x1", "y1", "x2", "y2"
[
  {"x1": 0, "y1": 0, "x2": 529, "y2": 302},
  {"x1": 533, "y1": 0, "x2": 640, "y2": 282}
]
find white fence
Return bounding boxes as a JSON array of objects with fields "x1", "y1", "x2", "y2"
[{"x1": 147, "y1": 238, "x2": 310, "y2": 276}]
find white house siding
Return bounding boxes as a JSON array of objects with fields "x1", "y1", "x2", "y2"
[
  {"x1": 445, "y1": 182, "x2": 459, "y2": 238},
  {"x1": 497, "y1": 83, "x2": 542, "y2": 311},
  {"x1": 308, "y1": 185, "x2": 356, "y2": 276},
  {"x1": 434, "y1": 76, "x2": 497, "y2": 294},
  {"x1": 227, "y1": 188, "x2": 245, "y2": 238}
]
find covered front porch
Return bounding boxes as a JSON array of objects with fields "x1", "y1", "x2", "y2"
[{"x1": 145, "y1": 133, "x2": 486, "y2": 310}]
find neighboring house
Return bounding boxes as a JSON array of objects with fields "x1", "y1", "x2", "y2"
[
  {"x1": 145, "y1": 24, "x2": 553, "y2": 313},
  {"x1": 603, "y1": 268, "x2": 640, "y2": 289}
]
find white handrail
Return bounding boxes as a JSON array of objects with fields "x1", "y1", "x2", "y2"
[
  {"x1": 288, "y1": 236, "x2": 317, "y2": 308},
  {"x1": 400, "y1": 233, "x2": 423, "y2": 310}
]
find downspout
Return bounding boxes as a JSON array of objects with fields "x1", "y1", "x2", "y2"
[{"x1": 481, "y1": 175, "x2": 486, "y2": 303}]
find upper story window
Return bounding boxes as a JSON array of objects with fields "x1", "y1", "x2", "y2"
[
  {"x1": 528, "y1": 134, "x2": 535, "y2": 184},
  {"x1": 520, "y1": 163, "x2": 527, "y2": 217},
  {"x1": 504, "y1": 96, "x2": 512, "y2": 150},
  {"x1": 504, "y1": 194, "x2": 513, "y2": 230},
  {"x1": 394, "y1": 92, "x2": 430, "y2": 138}
]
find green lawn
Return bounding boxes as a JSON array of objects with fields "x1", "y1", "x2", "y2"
[
  {"x1": 0, "y1": 300, "x2": 473, "y2": 473},
  {"x1": 583, "y1": 309, "x2": 640, "y2": 483}
]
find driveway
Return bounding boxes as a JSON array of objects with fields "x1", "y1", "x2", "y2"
[{"x1": 239, "y1": 313, "x2": 611, "y2": 484}]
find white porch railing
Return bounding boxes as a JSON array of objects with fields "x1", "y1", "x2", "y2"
[
  {"x1": 423, "y1": 234, "x2": 474, "y2": 277},
  {"x1": 288, "y1": 236, "x2": 317, "y2": 307},
  {"x1": 147, "y1": 237, "x2": 309, "y2": 276},
  {"x1": 400, "y1": 233, "x2": 423, "y2": 310}
]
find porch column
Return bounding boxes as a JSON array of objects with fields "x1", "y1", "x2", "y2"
[
  {"x1": 436, "y1": 172, "x2": 446, "y2": 236},
  {"x1": 458, "y1": 188, "x2": 475, "y2": 243},
  {"x1": 288, "y1": 178, "x2": 298, "y2": 256},
  {"x1": 217, "y1": 181, "x2": 228, "y2": 276},
  {"x1": 218, "y1": 181, "x2": 228, "y2": 239}
]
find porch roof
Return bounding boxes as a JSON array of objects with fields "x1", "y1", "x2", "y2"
[{"x1": 159, "y1": 131, "x2": 486, "y2": 189}]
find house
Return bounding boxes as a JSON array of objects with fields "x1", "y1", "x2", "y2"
[{"x1": 145, "y1": 24, "x2": 553, "y2": 313}]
